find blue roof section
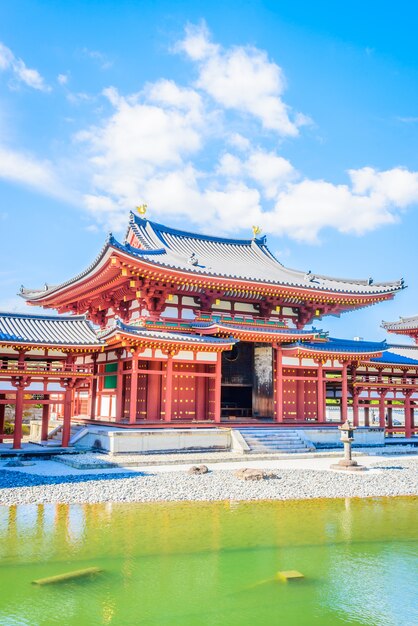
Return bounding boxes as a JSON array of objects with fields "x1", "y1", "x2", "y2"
[
  {"x1": 283, "y1": 337, "x2": 388, "y2": 354},
  {"x1": 370, "y1": 352, "x2": 418, "y2": 365},
  {"x1": 0, "y1": 312, "x2": 102, "y2": 346}
]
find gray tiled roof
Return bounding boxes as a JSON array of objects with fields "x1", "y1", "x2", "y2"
[
  {"x1": 382, "y1": 315, "x2": 418, "y2": 331},
  {"x1": 126, "y1": 214, "x2": 403, "y2": 295},
  {"x1": 0, "y1": 312, "x2": 102, "y2": 346},
  {"x1": 21, "y1": 213, "x2": 404, "y2": 301}
]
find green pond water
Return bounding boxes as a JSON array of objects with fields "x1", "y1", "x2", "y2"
[{"x1": 0, "y1": 497, "x2": 417, "y2": 626}]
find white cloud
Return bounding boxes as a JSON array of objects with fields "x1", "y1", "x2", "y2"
[
  {"x1": 0, "y1": 42, "x2": 50, "y2": 91},
  {"x1": 176, "y1": 23, "x2": 305, "y2": 136},
  {"x1": 267, "y1": 167, "x2": 418, "y2": 242},
  {"x1": 0, "y1": 145, "x2": 71, "y2": 201}
]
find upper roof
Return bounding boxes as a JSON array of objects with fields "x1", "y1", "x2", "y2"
[
  {"x1": 20, "y1": 212, "x2": 405, "y2": 305},
  {"x1": 126, "y1": 213, "x2": 403, "y2": 295},
  {"x1": 382, "y1": 315, "x2": 418, "y2": 332},
  {"x1": 0, "y1": 312, "x2": 103, "y2": 348}
]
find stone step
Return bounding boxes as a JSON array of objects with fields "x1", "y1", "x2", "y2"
[{"x1": 238, "y1": 428, "x2": 315, "y2": 454}]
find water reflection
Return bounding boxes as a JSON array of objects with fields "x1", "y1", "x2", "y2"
[{"x1": 0, "y1": 498, "x2": 416, "y2": 626}]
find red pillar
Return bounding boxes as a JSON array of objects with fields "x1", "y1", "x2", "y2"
[
  {"x1": 130, "y1": 350, "x2": 139, "y2": 424},
  {"x1": 214, "y1": 352, "x2": 222, "y2": 423},
  {"x1": 41, "y1": 396, "x2": 50, "y2": 441},
  {"x1": 165, "y1": 354, "x2": 173, "y2": 423},
  {"x1": 275, "y1": 346, "x2": 284, "y2": 423},
  {"x1": 146, "y1": 361, "x2": 162, "y2": 421},
  {"x1": 13, "y1": 383, "x2": 25, "y2": 449},
  {"x1": 115, "y1": 350, "x2": 124, "y2": 422},
  {"x1": 341, "y1": 362, "x2": 348, "y2": 422},
  {"x1": 62, "y1": 383, "x2": 74, "y2": 448},
  {"x1": 352, "y1": 391, "x2": 360, "y2": 427},
  {"x1": 317, "y1": 361, "x2": 325, "y2": 423},
  {"x1": 90, "y1": 354, "x2": 98, "y2": 421},
  {"x1": 296, "y1": 377, "x2": 304, "y2": 421},
  {"x1": 195, "y1": 364, "x2": 206, "y2": 422},
  {"x1": 364, "y1": 405, "x2": 370, "y2": 427},
  {"x1": 404, "y1": 392, "x2": 412, "y2": 439},
  {"x1": 379, "y1": 392, "x2": 386, "y2": 428},
  {"x1": 0, "y1": 394, "x2": 5, "y2": 436}
]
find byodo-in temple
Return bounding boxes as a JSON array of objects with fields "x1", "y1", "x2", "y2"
[{"x1": 1, "y1": 209, "x2": 418, "y2": 450}]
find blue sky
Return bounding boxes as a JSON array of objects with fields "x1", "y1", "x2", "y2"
[{"x1": 0, "y1": 0, "x2": 417, "y2": 340}]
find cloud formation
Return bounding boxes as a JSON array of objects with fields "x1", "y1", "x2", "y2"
[
  {"x1": 0, "y1": 42, "x2": 50, "y2": 91},
  {"x1": 2, "y1": 23, "x2": 418, "y2": 243}
]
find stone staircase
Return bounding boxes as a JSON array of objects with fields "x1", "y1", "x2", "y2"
[
  {"x1": 238, "y1": 428, "x2": 315, "y2": 454},
  {"x1": 35, "y1": 424, "x2": 86, "y2": 447}
]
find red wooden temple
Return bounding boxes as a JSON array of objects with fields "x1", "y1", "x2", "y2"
[{"x1": 1, "y1": 210, "x2": 418, "y2": 448}]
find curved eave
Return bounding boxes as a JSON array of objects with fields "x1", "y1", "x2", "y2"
[
  {"x1": 194, "y1": 323, "x2": 324, "y2": 343},
  {"x1": 102, "y1": 329, "x2": 236, "y2": 352},
  {"x1": 282, "y1": 346, "x2": 385, "y2": 361},
  {"x1": 0, "y1": 340, "x2": 102, "y2": 351}
]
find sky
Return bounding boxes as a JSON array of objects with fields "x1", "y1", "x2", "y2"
[{"x1": 0, "y1": 0, "x2": 417, "y2": 341}]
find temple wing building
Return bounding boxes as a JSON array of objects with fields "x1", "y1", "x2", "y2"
[{"x1": 1, "y1": 211, "x2": 417, "y2": 449}]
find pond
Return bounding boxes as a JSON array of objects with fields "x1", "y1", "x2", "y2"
[{"x1": 0, "y1": 497, "x2": 417, "y2": 625}]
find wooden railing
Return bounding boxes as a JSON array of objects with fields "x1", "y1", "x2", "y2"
[{"x1": 0, "y1": 360, "x2": 93, "y2": 376}]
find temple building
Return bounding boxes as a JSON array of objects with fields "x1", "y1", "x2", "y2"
[{"x1": 1, "y1": 210, "x2": 418, "y2": 449}]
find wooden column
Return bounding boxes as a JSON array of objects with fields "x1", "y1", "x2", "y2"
[
  {"x1": 115, "y1": 349, "x2": 124, "y2": 422},
  {"x1": 129, "y1": 350, "x2": 139, "y2": 424},
  {"x1": 352, "y1": 389, "x2": 360, "y2": 427},
  {"x1": 275, "y1": 346, "x2": 284, "y2": 423},
  {"x1": 90, "y1": 354, "x2": 98, "y2": 421},
  {"x1": 41, "y1": 395, "x2": 50, "y2": 441},
  {"x1": 195, "y1": 364, "x2": 206, "y2": 422},
  {"x1": 146, "y1": 361, "x2": 162, "y2": 421},
  {"x1": 164, "y1": 354, "x2": 174, "y2": 423},
  {"x1": 0, "y1": 393, "x2": 5, "y2": 436},
  {"x1": 317, "y1": 361, "x2": 325, "y2": 423},
  {"x1": 214, "y1": 352, "x2": 222, "y2": 423},
  {"x1": 62, "y1": 381, "x2": 75, "y2": 448},
  {"x1": 404, "y1": 391, "x2": 413, "y2": 439},
  {"x1": 341, "y1": 362, "x2": 348, "y2": 422},
  {"x1": 378, "y1": 391, "x2": 387, "y2": 428},
  {"x1": 12, "y1": 382, "x2": 25, "y2": 449}
]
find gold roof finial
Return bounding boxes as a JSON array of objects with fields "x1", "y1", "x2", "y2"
[
  {"x1": 252, "y1": 225, "x2": 262, "y2": 239},
  {"x1": 136, "y1": 203, "x2": 148, "y2": 216}
]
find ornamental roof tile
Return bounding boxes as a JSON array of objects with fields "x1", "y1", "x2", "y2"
[{"x1": 0, "y1": 312, "x2": 102, "y2": 347}]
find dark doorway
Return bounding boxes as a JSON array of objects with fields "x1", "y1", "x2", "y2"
[{"x1": 221, "y1": 342, "x2": 274, "y2": 420}]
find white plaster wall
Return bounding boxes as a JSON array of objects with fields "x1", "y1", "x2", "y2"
[{"x1": 76, "y1": 428, "x2": 231, "y2": 454}]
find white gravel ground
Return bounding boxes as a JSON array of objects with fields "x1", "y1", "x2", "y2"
[{"x1": 0, "y1": 456, "x2": 416, "y2": 506}]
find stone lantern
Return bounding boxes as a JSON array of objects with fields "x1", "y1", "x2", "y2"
[{"x1": 330, "y1": 420, "x2": 367, "y2": 471}]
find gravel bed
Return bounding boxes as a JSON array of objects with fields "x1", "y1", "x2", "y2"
[{"x1": 0, "y1": 459, "x2": 417, "y2": 506}]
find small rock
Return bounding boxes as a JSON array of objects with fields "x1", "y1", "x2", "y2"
[
  {"x1": 4, "y1": 459, "x2": 25, "y2": 467},
  {"x1": 235, "y1": 468, "x2": 268, "y2": 481},
  {"x1": 188, "y1": 465, "x2": 209, "y2": 475}
]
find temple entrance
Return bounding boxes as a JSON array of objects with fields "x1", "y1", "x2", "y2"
[{"x1": 221, "y1": 342, "x2": 274, "y2": 421}]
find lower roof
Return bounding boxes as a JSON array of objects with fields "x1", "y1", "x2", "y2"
[{"x1": 0, "y1": 312, "x2": 103, "y2": 348}]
